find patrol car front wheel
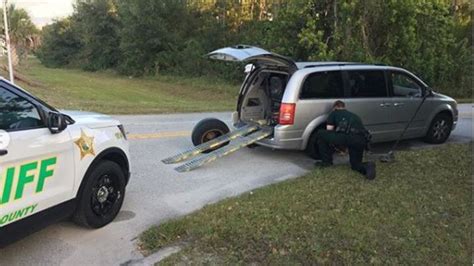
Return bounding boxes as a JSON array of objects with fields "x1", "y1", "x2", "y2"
[{"x1": 73, "y1": 160, "x2": 126, "y2": 228}]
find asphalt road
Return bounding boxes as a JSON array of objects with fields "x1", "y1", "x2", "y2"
[{"x1": 1, "y1": 104, "x2": 472, "y2": 265}]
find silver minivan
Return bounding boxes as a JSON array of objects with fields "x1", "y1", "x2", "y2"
[{"x1": 195, "y1": 45, "x2": 458, "y2": 159}]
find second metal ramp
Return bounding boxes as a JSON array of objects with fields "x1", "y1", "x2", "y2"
[
  {"x1": 174, "y1": 128, "x2": 272, "y2": 173},
  {"x1": 162, "y1": 124, "x2": 259, "y2": 164}
]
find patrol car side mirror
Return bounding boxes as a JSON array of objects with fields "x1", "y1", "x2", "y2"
[{"x1": 47, "y1": 112, "x2": 68, "y2": 134}]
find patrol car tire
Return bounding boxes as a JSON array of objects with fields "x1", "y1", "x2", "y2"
[
  {"x1": 424, "y1": 113, "x2": 453, "y2": 144},
  {"x1": 305, "y1": 130, "x2": 322, "y2": 160},
  {"x1": 192, "y1": 118, "x2": 230, "y2": 153},
  {"x1": 73, "y1": 160, "x2": 126, "y2": 229}
]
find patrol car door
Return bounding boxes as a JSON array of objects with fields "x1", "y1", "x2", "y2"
[{"x1": 0, "y1": 83, "x2": 75, "y2": 228}]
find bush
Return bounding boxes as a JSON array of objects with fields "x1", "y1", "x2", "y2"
[{"x1": 36, "y1": 18, "x2": 82, "y2": 67}]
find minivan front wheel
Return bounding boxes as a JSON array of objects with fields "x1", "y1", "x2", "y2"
[
  {"x1": 192, "y1": 118, "x2": 230, "y2": 152},
  {"x1": 424, "y1": 113, "x2": 453, "y2": 144}
]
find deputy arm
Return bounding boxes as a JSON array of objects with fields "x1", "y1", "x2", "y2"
[{"x1": 326, "y1": 112, "x2": 335, "y2": 131}]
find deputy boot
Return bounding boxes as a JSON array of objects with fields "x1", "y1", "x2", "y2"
[{"x1": 365, "y1": 162, "x2": 376, "y2": 180}]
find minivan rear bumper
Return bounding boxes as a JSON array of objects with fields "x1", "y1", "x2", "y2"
[
  {"x1": 256, "y1": 137, "x2": 302, "y2": 150},
  {"x1": 256, "y1": 125, "x2": 304, "y2": 150},
  {"x1": 232, "y1": 112, "x2": 304, "y2": 150}
]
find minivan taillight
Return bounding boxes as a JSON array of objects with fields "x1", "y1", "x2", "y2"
[{"x1": 279, "y1": 103, "x2": 296, "y2": 125}]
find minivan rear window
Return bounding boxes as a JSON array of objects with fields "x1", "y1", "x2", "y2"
[
  {"x1": 347, "y1": 70, "x2": 388, "y2": 97},
  {"x1": 300, "y1": 71, "x2": 344, "y2": 99}
]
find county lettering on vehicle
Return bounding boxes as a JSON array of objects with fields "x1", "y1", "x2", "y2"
[
  {"x1": 0, "y1": 157, "x2": 57, "y2": 226},
  {"x1": 0, "y1": 204, "x2": 38, "y2": 226}
]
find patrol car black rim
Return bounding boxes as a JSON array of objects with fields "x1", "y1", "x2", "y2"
[
  {"x1": 201, "y1": 129, "x2": 224, "y2": 143},
  {"x1": 91, "y1": 174, "x2": 121, "y2": 216},
  {"x1": 432, "y1": 119, "x2": 449, "y2": 141}
]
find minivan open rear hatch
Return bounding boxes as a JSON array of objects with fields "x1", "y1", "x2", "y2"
[
  {"x1": 207, "y1": 45, "x2": 297, "y2": 73},
  {"x1": 162, "y1": 46, "x2": 295, "y2": 172}
]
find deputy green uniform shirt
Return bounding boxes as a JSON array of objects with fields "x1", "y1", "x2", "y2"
[{"x1": 327, "y1": 109, "x2": 365, "y2": 131}]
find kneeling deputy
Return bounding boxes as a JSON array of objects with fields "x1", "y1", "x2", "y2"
[{"x1": 315, "y1": 100, "x2": 376, "y2": 180}]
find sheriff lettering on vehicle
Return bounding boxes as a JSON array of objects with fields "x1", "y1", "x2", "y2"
[{"x1": 0, "y1": 78, "x2": 131, "y2": 246}]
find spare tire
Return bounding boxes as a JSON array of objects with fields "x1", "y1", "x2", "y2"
[{"x1": 192, "y1": 118, "x2": 230, "y2": 152}]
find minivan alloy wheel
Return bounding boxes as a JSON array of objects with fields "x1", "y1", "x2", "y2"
[{"x1": 432, "y1": 119, "x2": 449, "y2": 141}]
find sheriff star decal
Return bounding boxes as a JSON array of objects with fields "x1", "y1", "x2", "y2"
[{"x1": 75, "y1": 130, "x2": 96, "y2": 159}]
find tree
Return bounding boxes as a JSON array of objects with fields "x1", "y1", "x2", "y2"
[
  {"x1": 37, "y1": 0, "x2": 121, "y2": 70},
  {"x1": 116, "y1": 0, "x2": 198, "y2": 75},
  {"x1": 72, "y1": 0, "x2": 121, "y2": 71},
  {"x1": 0, "y1": 5, "x2": 38, "y2": 66},
  {"x1": 36, "y1": 18, "x2": 82, "y2": 67}
]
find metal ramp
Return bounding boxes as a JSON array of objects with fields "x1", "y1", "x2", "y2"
[{"x1": 162, "y1": 124, "x2": 272, "y2": 172}]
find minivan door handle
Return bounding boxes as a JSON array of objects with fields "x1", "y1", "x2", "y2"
[
  {"x1": 0, "y1": 149, "x2": 7, "y2": 156},
  {"x1": 393, "y1": 102, "x2": 404, "y2": 107},
  {"x1": 379, "y1": 103, "x2": 392, "y2": 107}
]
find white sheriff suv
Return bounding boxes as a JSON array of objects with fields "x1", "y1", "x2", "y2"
[{"x1": 0, "y1": 78, "x2": 130, "y2": 246}]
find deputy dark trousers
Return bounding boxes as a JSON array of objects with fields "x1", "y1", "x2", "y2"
[{"x1": 316, "y1": 130, "x2": 368, "y2": 175}]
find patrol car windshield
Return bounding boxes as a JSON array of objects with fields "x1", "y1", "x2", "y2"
[
  {"x1": 4, "y1": 80, "x2": 58, "y2": 112},
  {"x1": 22, "y1": 88, "x2": 58, "y2": 112},
  {"x1": 0, "y1": 87, "x2": 45, "y2": 130}
]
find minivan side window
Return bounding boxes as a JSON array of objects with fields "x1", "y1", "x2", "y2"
[
  {"x1": 347, "y1": 70, "x2": 388, "y2": 97},
  {"x1": 0, "y1": 87, "x2": 44, "y2": 131},
  {"x1": 391, "y1": 71, "x2": 423, "y2": 97},
  {"x1": 300, "y1": 71, "x2": 344, "y2": 99}
]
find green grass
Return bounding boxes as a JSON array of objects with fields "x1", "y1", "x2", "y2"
[
  {"x1": 140, "y1": 143, "x2": 472, "y2": 265},
  {"x1": 13, "y1": 58, "x2": 239, "y2": 114}
]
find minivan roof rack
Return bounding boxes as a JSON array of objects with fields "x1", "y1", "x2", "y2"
[{"x1": 301, "y1": 62, "x2": 387, "y2": 69}]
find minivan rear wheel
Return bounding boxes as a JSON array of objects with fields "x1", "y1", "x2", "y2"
[
  {"x1": 306, "y1": 130, "x2": 322, "y2": 160},
  {"x1": 192, "y1": 118, "x2": 230, "y2": 152},
  {"x1": 424, "y1": 113, "x2": 453, "y2": 144}
]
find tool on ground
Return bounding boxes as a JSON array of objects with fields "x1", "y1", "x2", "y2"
[{"x1": 162, "y1": 122, "x2": 272, "y2": 172}]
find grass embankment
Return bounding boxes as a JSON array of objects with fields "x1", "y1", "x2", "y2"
[
  {"x1": 141, "y1": 143, "x2": 472, "y2": 264},
  {"x1": 8, "y1": 58, "x2": 471, "y2": 114},
  {"x1": 13, "y1": 58, "x2": 239, "y2": 114}
]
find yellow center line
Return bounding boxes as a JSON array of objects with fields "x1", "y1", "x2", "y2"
[{"x1": 127, "y1": 131, "x2": 191, "y2": 140}]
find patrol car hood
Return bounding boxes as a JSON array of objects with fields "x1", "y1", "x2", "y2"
[{"x1": 61, "y1": 110, "x2": 121, "y2": 128}]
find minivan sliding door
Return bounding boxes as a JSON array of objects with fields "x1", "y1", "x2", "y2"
[{"x1": 342, "y1": 69, "x2": 395, "y2": 142}]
